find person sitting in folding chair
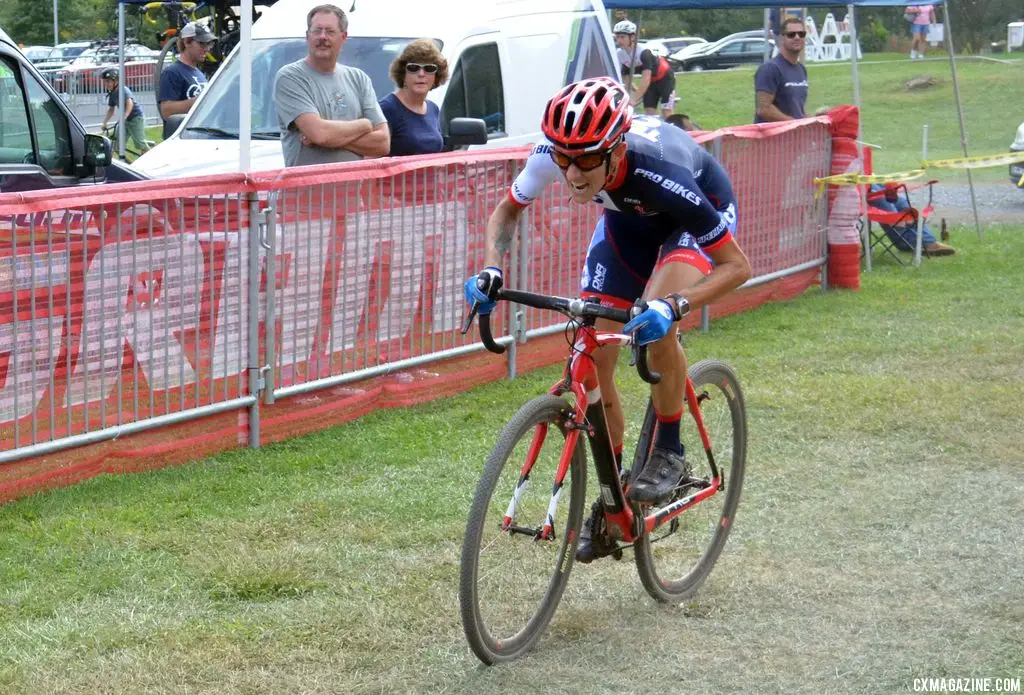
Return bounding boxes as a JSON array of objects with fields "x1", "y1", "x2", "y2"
[{"x1": 868, "y1": 183, "x2": 955, "y2": 257}]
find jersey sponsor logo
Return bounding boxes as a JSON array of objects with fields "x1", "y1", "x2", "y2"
[
  {"x1": 532, "y1": 144, "x2": 553, "y2": 155},
  {"x1": 511, "y1": 180, "x2": 534, "y2": 202},
  {"x1": 592, "y1": 262, "x2": 607, "y2": 291},
  {"x1": 635, "y1": 167, "x2": 703, "y2": 206},
  {"x1": 695, "y1": 216, "x2": 728, "y2": 244},
  {"x1": 660, "y1": 178, "x2": 703, "y2": 206},
  {"x1": 784, "y1": 80, "x2": 809, "y2": 88}
]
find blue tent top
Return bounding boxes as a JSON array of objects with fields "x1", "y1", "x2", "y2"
[{"x1": 604, "y1": 0, "x2": 941, "y2": 7}]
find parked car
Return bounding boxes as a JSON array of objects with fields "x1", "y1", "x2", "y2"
[
  {"x1": 669, "y1": 33, "x2": 772, "y2": 72},
  {"x1": 0, "y1": 26, "x2": 144, "y2": 192},
  {"x1": 646, "y1": 36, "x2": 706, "y2": 58},
  {"x1": 51, "y1": 44, "x2": 159, "y2": 93},
  {"x1": 1011, "y1": 120, "x2": 1024, "y2": 188},
  {"x1": 34, "y1": 41, "x2": 93, "y2": 71},
  {"x1": 21, "y1": 45, "x2": 53, "y2": 64}
]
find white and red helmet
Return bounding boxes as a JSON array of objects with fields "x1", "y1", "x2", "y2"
[{"x1": 540, "y1": 77, "x2": 633, "y2": 153}]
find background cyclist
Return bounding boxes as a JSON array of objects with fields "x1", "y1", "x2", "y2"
[{"x1": 612, "y1": 20, "x2": 677, "y2": 121}]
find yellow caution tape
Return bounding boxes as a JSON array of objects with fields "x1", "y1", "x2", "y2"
[
  {"x1": 1018, "y1": 170, "x2": 1024, "y2": 188},
  {"x1": 922, "y1": 151, "x2": 1024, "y2": 170},
  {"x1": 813, "y1": 169, "x2": 925, "y2": 197}
]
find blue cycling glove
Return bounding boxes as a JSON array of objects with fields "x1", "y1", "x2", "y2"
[
  {"x1": 623, "y1": 299, "x2": 678, "y2": 346},
  {"x1": 464, "y1": 267, "x2": 503, "y2": 315}
]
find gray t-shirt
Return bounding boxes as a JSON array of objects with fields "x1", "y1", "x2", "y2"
[{"x1": 273, "y1": 59, "x2": 386, "y2": 167}]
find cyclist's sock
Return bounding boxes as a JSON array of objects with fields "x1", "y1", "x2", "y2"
[
  {"x1": 613, "y1": 443, "x2": 624, "y2": 469},
  {"x1": 653, "y1": 409, "x2": 684, "y2": 456}
]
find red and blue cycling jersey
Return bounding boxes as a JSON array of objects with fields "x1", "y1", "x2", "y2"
[
  {"x1": 509, "y1": 115, "x2": 737, "y2": 253},
  {"x1": 507, "y1": 116, "x2": 738, "y2": 307}
]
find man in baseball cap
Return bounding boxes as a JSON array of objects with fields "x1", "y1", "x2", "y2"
[{"x1": 158, "y1": 21, "x2": 216, "y2": 122}]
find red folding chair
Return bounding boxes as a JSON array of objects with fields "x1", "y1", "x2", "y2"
[{"x1": 859, "y1": 147, "x2": 939, "y2": 265}]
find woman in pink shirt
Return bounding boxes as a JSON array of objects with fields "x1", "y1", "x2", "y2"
[{"x1": 906, "y1": 5, "x2": 937, "y2": 60}]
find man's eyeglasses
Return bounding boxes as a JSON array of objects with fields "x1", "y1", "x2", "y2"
[
  {"x1": 785, "y1": 31, "x2": 807, "y2": 38},
  {"x1": 406, "y1": 63, "x2": 439, "y2": 74},
  {"x1": 549, "y1": 149, "x2": 608, "y2": 172}
]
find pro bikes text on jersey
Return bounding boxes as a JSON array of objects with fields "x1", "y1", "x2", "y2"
[{"x1": 634, "y1": 167, "x2": 703, "y2": 207}]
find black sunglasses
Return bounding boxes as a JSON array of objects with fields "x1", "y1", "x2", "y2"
[
  {"x1": 549, "y1": 149, "x2": 609, "y2": 172},
  {"x1": 406, "y1": 63, "x2": 439, "y2": 74},
  {"x1": 785, "y1": 31, "x2": 807, "y2": 38}
]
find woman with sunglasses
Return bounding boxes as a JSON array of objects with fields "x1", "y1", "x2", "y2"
[
  {"x1": 379, "y1": 39, "x2": 449, "y2": 156},
  {"x1": 754, "y1": 17, "x2": 809, "y2": 123},
  {"x1": 464, "y1": 77, "x2": 751, "y2": 562}
]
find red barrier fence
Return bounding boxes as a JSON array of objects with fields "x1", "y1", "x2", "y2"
[{"x1": 0, "y1": 113, "x2": 857, "y2": 503}]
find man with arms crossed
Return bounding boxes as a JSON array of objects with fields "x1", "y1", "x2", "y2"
[{"x1": 273, "y1": 3, "x2": 389, "y2": 167}]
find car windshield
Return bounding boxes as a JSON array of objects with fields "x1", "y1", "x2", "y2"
[
  {"x1": 48, "y1": 45, "x2": 88, "y2": 61},
  {"x1": 183, "y1": 37, "x2": 415, "y2": 139}
]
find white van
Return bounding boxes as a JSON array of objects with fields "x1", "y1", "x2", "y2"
[{"x1": 133, "y1": 0, "x2": 619, "y2": 178}]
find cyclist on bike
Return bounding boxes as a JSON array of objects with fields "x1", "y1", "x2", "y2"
[
  {"x1": 99, "y1": 68, "x2": 151, "y2": 155},
  {"x1": 464, "y1": 77, "x2": 752, "y2": 562}
]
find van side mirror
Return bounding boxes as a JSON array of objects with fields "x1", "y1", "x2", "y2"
[
  {"x1": 445, "y1": 117, "x2": 488, "y2": 150},
  {"x1": 84, "y1": 133, "x2": 112, "y2": 169},
  {"x1": 163, "y1": 113, "x2": 187, "y2": 140}
]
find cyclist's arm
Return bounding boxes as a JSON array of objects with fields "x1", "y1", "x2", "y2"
[
  {"x1": 484, "y1": 197, "x2": 523, "y2": 268},
  {"x1": 638, "y1": 163, "x2": 752, "y2": 306},
  {"x1": 632, "y1": 70, "x2": 652, "y2": 105},
  {"x1": 125, "y1": 96, "x2": 135, "y2": 116},
  {"x1": 682, "y1": 239, "x2": 751, "y2": 313},
  {"x1": 483, "y1": 141, "x2": 560, "y2": 267},
  {"x1": 101, "y1": 105, "x2": 114, "y2": 127}
]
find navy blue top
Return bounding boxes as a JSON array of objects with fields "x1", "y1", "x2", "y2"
[
  {"x1": 753, "y1": 54, "x2": 808, "y2": 122},
  {"x1": 378, "y1": 92, "x2": 443, "y2": 156},
  {"x1": 107, "y1": 84, "x2": 144, "y2": 121},
  {"x1": 598, "y1": 118, "x2": 736, "y2": 250},
  {"x1": 158, "y1": 60, "x2": 207, "y2": 114}
]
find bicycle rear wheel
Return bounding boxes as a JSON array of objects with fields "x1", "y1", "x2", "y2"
[
  {"x1": 633, "y1": 359, "x2": 747, "y2": 603},
  {"x1": 459, "y1": 394, "x2": 587, "y2": 664}
]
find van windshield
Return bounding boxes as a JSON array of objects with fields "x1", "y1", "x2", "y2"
[{"x1": 183, "y1": 37, "x2": 418, "y2": 139}]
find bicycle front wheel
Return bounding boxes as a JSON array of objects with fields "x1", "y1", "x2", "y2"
[
  {"x1": 459, "y1": 394, "x2": 587, "y2": 664},
  {"x1": 634, "y1": 359, "x2": 747, "y2": 603}
]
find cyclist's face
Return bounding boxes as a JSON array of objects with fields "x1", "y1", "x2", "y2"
[
  {"x1": 556, "y1": 146, "x2": 611, "y2": 203},
  {"x1": 307, "y1": 12, "x2": 346, "y2": 60},
  {"x1": 614, "y1": 33, "x2": 635, "y2": 50}
]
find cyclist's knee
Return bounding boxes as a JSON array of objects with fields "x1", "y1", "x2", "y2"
[{"x1": 647, "y1": 329, "x2": 684, "y2": 365}]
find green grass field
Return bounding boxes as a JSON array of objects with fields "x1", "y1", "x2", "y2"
[
  {"x1": 674, "y1": 54, "x2": 1024, "y2": 184},
  {"x1": 1, "y1": 224, "x2": 1021, "y2": 693}
]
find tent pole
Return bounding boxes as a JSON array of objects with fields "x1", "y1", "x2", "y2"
[
  {"x1": 239, "y1": 0, "x2": 253, "y2": 172},
  {"x1": 849, "y1": 4, "x2": 870, "y2": 272},
  {"x1": 118, "y1": 1, "x2": 126, "y2": 159},
  {"x1": 941, "y1": 3, "x2": 982, "y2": 238},
  {"x1": 763, "y1": 8, "x2": 771, "y2": 63}
]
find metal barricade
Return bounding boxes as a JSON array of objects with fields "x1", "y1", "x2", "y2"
[{"x1": 0, "y1": 120, "x2": 835, "y2": 469}]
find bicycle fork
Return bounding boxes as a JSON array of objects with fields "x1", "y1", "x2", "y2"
[{"x1": 502, "y1": 417, "x2": 583, "y2": 541}]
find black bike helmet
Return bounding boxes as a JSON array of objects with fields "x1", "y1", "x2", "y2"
[{"x1": 99, "y1": 68, "x2": 118, "y2": 80}]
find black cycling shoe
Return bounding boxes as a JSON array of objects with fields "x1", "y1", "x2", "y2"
[
  {"x1": 576, "y1": 498, "x2": 614, "y2": 563},
  {"x1": 627, "y1": 447, "x2": 688, "y2": 504}
]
